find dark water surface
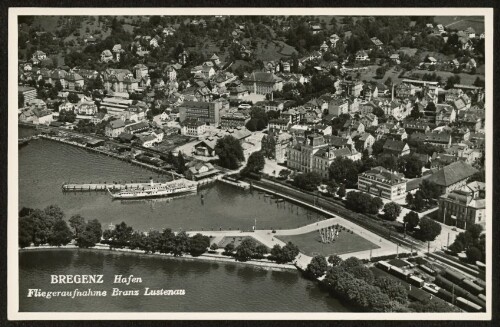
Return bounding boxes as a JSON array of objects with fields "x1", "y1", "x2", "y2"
[
  {"x1": 19, "y1": 250, "x2": 348, "y2": 312},
  {"x1": 18, "y1": 134, "x2": 348, "y2": 312}
]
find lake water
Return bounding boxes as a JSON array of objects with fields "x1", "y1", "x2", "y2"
[
  {"x1": 19, "y1": 249, "x2": 349, "y2": 312},
  {"x1": 18, "y1": 134, "x2": 348, "y2": 312}
]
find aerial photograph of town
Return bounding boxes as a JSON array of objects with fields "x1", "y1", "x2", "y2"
[{"x1": 15, "y1": 13, "x2": 488, "y2": 315}]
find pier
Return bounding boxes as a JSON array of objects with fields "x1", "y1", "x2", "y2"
[{"x1": 62, "y1": 182, "x2": 155, "y2": 192}]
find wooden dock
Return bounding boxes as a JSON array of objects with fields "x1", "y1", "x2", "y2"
[{"x1": 62, "y1": 182, "x2": 153, "y2": 192}]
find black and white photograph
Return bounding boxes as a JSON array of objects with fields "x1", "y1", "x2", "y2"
[{"x1": 5, "y1": 6, "x2": 494, "y2": 321}]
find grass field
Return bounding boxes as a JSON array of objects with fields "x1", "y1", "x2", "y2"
[
  {"x1": 277, "y1": 229, "x2": 380, "y2": 257},
  {"x1": 218, "y1": 236, "x2": 268, "y2": 249},
  {"x1": 434, "y1": 16, "x2": 485, "y2": 34},
  {"x1": 410, "y1": 69, "x2": 485, "y2": 86}
]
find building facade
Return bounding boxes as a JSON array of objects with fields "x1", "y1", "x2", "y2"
[
  {"x1": 438, "y1": 181, "x2": 485, "y2": 229},
  {"x1": 358, "y1": 166, "x2": 407, "y2": 201},
  {"x1": 178, "y1": 101, "x2": 225, "y2": 125}
]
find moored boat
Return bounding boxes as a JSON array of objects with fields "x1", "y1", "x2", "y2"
[{"x1": 107, "y1": 178, "x2": 197, "y2": 199}]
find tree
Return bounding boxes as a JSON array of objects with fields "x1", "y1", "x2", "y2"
[
  {"x1": 210, "y1": 243, "x2": 218, "y2": 251},
  {"x1": 325, "y1": 180, "x2": 338, "y2": 196},
  {"x1": 465, "y1": 247, "x2": 482, "y2": 263},
  {"x1": 417, "y1": 217, "x2": 442, "y2": 242},
  {"x1": 346, "y1": 192, "x2": 373, "y2": 213},
  {"x1": 128, "y1": 231, "x2": 146, "y2": 251},
  {"x1": 328, "y1": 255, "x2": 343, "y2": 266},
  {"x1": 177, "y1": 151, "x2": 186, "y2": 174},
  {"x1": 448, "y1": 240, "x2": 464, "y2": 253},
  {"x1": 253, "y1": 244, "x2": 268, "y2": 259},
  {"x1": 383, "y1": 202, "x2": 402, "y2": 221},
  {"x1": 215, "y1": 135, "x2": 245, "y2": 169},
  {"x1": 403, "y1": 211, "x2": 420, "y2": 231},
  {"x1": 67, "y1": 92, "x2": 80, "y2": 104},
  {"x1": 454, "y1": 231, "x2": 474, "y2": 250},
  {"x1": 223, "y1": 242, "x2": 235, "y2": 255},
  {"x1": 445, "y1": 74, "x2": 461, "y2": 89},
  {"x1": 306, "y1": 255, "x2": 328, "y2": 278},
  {"x1": 406, "y1": 193, "x2": 414, "y2": 207},
  {"x1": 412, "y1": 190, "x2": 426, "y2": 211},
  {"x1": 19, "y1": 216, "x2": 34, "y2": 248},
  {"x1": 292, "y1": 172, "x2": 322, "y2": 191},
  {"x1": 277, "y1": 242, "x2": 299, "y2": 263},
  {"x1": 337, "y1": 184, "x2": 346, "y2": 198},
  {"x1": 384, "y1": 77, "x2": 393, "y2": 87},
  {"x1": 235, "y1": 238, "x2": 257, "y2": 262},
  {"x1": 188, "y1": 233, "x2": 210, "y2": 256},
  {"x1": 373, "y1": 277, "x2": 408, "y2": 304},
  {"x1": 77, "y1": 219, "x2": 102, "y2": 248},
  {"x1": 48, "y1": 219, "x2": 73, "y2": 246},
  {"x1": 110, "y1": 222, "x2": 133, "y2": 248},
  {"x1": 419, "y1": 180, "x2": 440, "y2": 204},
  {"x1": 328, "y1": 157, "x2": 360, "y2": 188},
  {"x1": 466, "y1": 224, "x2": 483, "y2": 240},
  {"x1": 398, "y1": 154, "x2": 423, "y2": 178},
  {"x1": 368, "y1": 197, "x2": 384, "y2": 214},
  {"x1": 371, "y1": 138, "x2": 386, "y2": 156},
  {"x1": 241, "y1": 151, "x2": 265, "y2": 176},
  {"x1": 172, "y1": 231, "x2": 190, "y2": 256},
  {"x1": 342, "y1": 257, "x2": 363, "y2": 269},
  {"x1": 248, "y1": 106, "x2": 269, "y2": 131},
  {"x1": 410, "y1": 104, "x2": 422, "y2": 119},
  {"x1": 69, "y1": 214, "x2": 86, "y2": 238}
]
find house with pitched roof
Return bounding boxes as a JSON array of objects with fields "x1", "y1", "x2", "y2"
[
  {"x1": 354, "y1": 132, "x2": 375, "y2": 151},
  {"x1": 185, "y1": 161, "x2": 219, "y2": 181},
  {"x1": 105, "y1": 119, "x2": 126, "y2": 137},
  {"x1": 242, "y1": 72, "x2": 283, "y2": 95},
  {"x1": 383, "y1": 139, "x2": 410, "y2": 157},
  {"x1": 181, "y1": 118, "x2": 206, "y2": 137},
  {"x1": 426, "y1": 160, "x2": 478, "y2": 194}
]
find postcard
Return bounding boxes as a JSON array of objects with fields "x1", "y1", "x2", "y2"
[{"x1": 7, "y1": 6, "x2": 494, "y2": 321}]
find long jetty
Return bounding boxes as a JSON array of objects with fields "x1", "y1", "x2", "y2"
[{"x1": 62, "y1": 182, "x2": 155, "y2": 192}]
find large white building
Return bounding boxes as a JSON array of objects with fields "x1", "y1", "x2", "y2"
[{"x1": 358, "y1": 166, "x2": 407, "y2": 201}]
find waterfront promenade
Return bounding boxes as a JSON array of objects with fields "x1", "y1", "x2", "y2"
[{"x1": 188, "y1": 215, "x2": 403, "y2": 270}]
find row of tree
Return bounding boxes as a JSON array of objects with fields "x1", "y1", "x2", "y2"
[
  {"x1": 345, "y1": 191, "x2": 384, "y2": 215},
  {"x1": 222, "y1": 238, "x2": 300, "y2": 264},
  {"x1": 448, "y1": 224, "x2": 485, "y2": 263},
  {"x1": 307, "y1": 255, "x2": 457, "y2": 312},
  {"x1": 19, "y1": 205, "x2": 102, "y2": 248}
]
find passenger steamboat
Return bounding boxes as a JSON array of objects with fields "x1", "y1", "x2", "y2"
[{"x1": 107, "y1": 178, "x2": 197, "y2": 200}]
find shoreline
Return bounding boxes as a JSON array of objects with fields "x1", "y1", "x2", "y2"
[{"x1": 19, "y1": 244, "x2": 298, "y2": 272}]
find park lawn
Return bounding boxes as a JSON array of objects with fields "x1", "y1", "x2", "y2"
[
  {"x1": 410, "y1": 69, "x2": 485, "y2": 86},
  {"x1": 218, "y1": 236, "x2": 268, "y2": 249},
  {"x1": 434, "y1": 16, "x2": 485, "y2": 34},
  {"x1": 349, "y1": 65, "x2": 404, "y2": 86},
  {"x1": 276, "y1": 229, "x2": 380, "y2": 257}
]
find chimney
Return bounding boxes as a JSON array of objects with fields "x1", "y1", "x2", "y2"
[{"x1": 391, "y1": 84, "x2": 395, "y2": 102}]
